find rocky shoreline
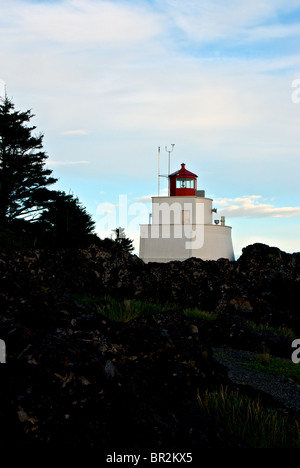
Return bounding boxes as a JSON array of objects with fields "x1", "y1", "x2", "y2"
[{"x1": 0, "y1": 242, "x2": 299, "y2": 449}]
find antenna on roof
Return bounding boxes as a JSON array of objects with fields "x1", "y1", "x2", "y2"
[
  {"x1": 157, "y1": 144, "x2": 175, "y2": 196},
  {"x1": 158, "y1": 146, "x2": 160, "y2": 196},
  {"x1": 165, "y1": 144, "x2": 175, "y2": 177},
  {"x1": 165, "y1": 144, "x2": 175, "y2": 196}
]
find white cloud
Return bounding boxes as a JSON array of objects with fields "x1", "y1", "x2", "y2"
[
  {"x1": 2, "y1": 1, "x2": 299, "y2": 138},
  {"x1": 1, "y1": 0, "x2": 299, "y2": 195},
  {"x1": 1, "y1": 0, "x2": 162, "y2": 48},
  {"x1": 165, "y1": 0, "x2": 300, "y2": 42},
  {"x1": 135, "y1": 195, "x2": 153, "y2": 203},
  {"x1": 216, "y1": 195, "x2": 300, "y2": 218},
  {"x1": 136, "y1": 188, "x2": 168, "y2": 202},
  {"x1": 60, "y1": 130, "x2": 90, "y2": 136},
  {"x1": 46, "y1": 160, "x2": 90, "y2": 166}
]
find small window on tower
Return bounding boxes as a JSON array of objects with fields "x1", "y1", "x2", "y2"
[
  {"x1": 186, "y1": 179, "x2": 195, "y2": 189},
  {"x1": 176, "y1": 178, "x2": 186, "y2": 188}
]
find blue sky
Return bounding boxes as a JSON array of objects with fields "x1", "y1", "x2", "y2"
[{"x1": 1, "y1": 0, "x2": 300, "y2": 257}]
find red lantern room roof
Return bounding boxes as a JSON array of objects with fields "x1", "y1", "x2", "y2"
[
  {"x1": 169, "y1": 163, "x2": 198, "y2": 179},
  {"x1": 169, "y1": 163, "x2": 198, "y2": 196}
]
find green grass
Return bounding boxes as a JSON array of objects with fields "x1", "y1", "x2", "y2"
[
  {"x1": 183, "y1": 309, "x2": 217, "y2": 321},
  {"x1": 246, "y1": 320, "x2": 297, "y2": 341},
  {"x1": 73, "y1": 294, "x2": 169, "y2": 322},
  {"x1": 74, "y1": 294, "x2": 219, "y2": 323},
  {"x1": 241, "y1": 353, "x2": 300, "y2": 383},
  {"x1": 197, "y1": 385, "x2": 300, "y2": 448}
]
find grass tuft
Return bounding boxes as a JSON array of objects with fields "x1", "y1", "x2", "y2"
[
  {"x1": 183, "y1": 309, "x2": 217, "y2": 321},
  {"x1": 241, "y1": 354, "x2": 300, "y2": 383},
  {"x1": 246, "y1": 320, "x2": 297, "y2": 341},
  {"x1": 73, "y1": 294, "x2": 169, "y2": 322},
  {"x1": 197, "y1": 385, "x2": 300, "y2": 448}
]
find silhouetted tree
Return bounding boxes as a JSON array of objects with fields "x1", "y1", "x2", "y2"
[
  {"x1": 39, "y1": 191, "x2": 95, "y2": 247},
  {"x1": 113, "y1": 226, "x2": 134, "y2": 253},
  {"x1": 0, "y1": 96, "x2": 57, "y2": 225}
]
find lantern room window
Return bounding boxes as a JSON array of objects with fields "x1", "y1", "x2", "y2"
[
  {"x1": 169, "y1": 163, "x2": 198, "y2": 196},
  {"x1": 176, "y1": 178, "x2": 194, "y2": 189}
]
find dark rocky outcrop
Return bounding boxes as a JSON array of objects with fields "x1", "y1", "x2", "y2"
[
  {"x1": 79, "y1": 242, "x2": 300, "y2": 333},
  {"x1": 0, "y1": 242, "x2": 299, "y2": 449}
]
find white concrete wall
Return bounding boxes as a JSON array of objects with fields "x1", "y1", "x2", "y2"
[
  {"x1": 140, "y1": 224, "x2": 191, "y2": 261},
  {"x1": 140, "y1": 224, "x2": 234, "y2": 263},
  {"x1": 139, "y1": 195, "x2": 234, "y2": 263},
  {"x1": 191, "y1": 225, "x2": 234, "y2": 261},
  {"x1": 151, "y1": 196, "x2": 213, "y2": 225}
]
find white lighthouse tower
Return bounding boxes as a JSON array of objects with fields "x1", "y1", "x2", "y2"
[{"x1": 139, "y1": 162, "x2": 234, "y2": 263}]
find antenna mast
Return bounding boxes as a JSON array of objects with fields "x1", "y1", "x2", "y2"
[
  {"x1": 165, "y1": 144, "x2": 175, "y2": 176},
  {"x1": 165, "y1": 144, "x2": 175, "y2": 196},
  {"x1": 157, "y1": 144, "x2": 175, "y2": 196},
  {"x1": 158, "y1": 146, "x2": 160, "y2": 196}
]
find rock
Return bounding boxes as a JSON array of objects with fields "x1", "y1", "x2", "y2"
[
  {"x1": 190, "y1": 325, "x2": 199, "y2": 334},
  {"x1": 104, "y1": 360, "x2": 116, "y2": 378},
  {"x1": 230, "y1": 298, "x2": 253, "y2": 314},
  {"x1": 1, "y1": 240, "x2": 299, "y2": 331},
  {"x1": 0, "y1": 241, "x2": 299, "y2": 448}
]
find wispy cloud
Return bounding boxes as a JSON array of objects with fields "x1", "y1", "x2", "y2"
[
  {"x1": 1, "y1": 0, "x2": 300, "y2": 262},
  {"x1": 134, "y1": 193, "x2": 300, "y2": 218},
  {"x1": 60, "y1": 129, "x2": 90, "y2": 136},
  {"x1": 135, "y1": 195, "x2": 153, "y2": 203},
  {"x1": 217, "y1": 195, "x2": 300, "y2": 218},
  {"x1": 46, "y1": 160, "x2": 90, "y2": 166},
  {"x1": 1, "y1": 0, "x2": 162, "y2": 48},
  {"x1": 136, "y1": 188, "x2": 168, "y2": 203},
  {"x1": 165, "y1": 0, "x2": 300, "y2": 43}
]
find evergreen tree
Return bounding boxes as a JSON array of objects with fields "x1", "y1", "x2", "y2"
[
  {"x1": 39, "y1": 191, "x2": 96, "y2": 247},
  {"x1": 113, "y1": 226, "x2": 134, "y2": 253},
  {"x1": 0, "y1": 96, "x2": 57, "y2": 225}
]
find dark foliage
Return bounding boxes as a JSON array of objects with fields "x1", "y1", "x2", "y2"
[
  {"x1": 0, "y1": 96, "x2": 57, "y2": 225},
  {"x1": 0, "y1": 243, "x2": 299, "y2": 449},
  {"x1": 0, "y1": 96, "x2": 102, "y2": 250},
  {"x1": 38, "y1": 190, "x2": 96, "y2": 248},
  {"x1": 112, "y1": 226, "x2": 134, "y2": 253}
]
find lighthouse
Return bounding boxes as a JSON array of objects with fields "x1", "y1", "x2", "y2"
[{"x1": 139, "y1": 163, "x2": 234, "y2": 263}]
